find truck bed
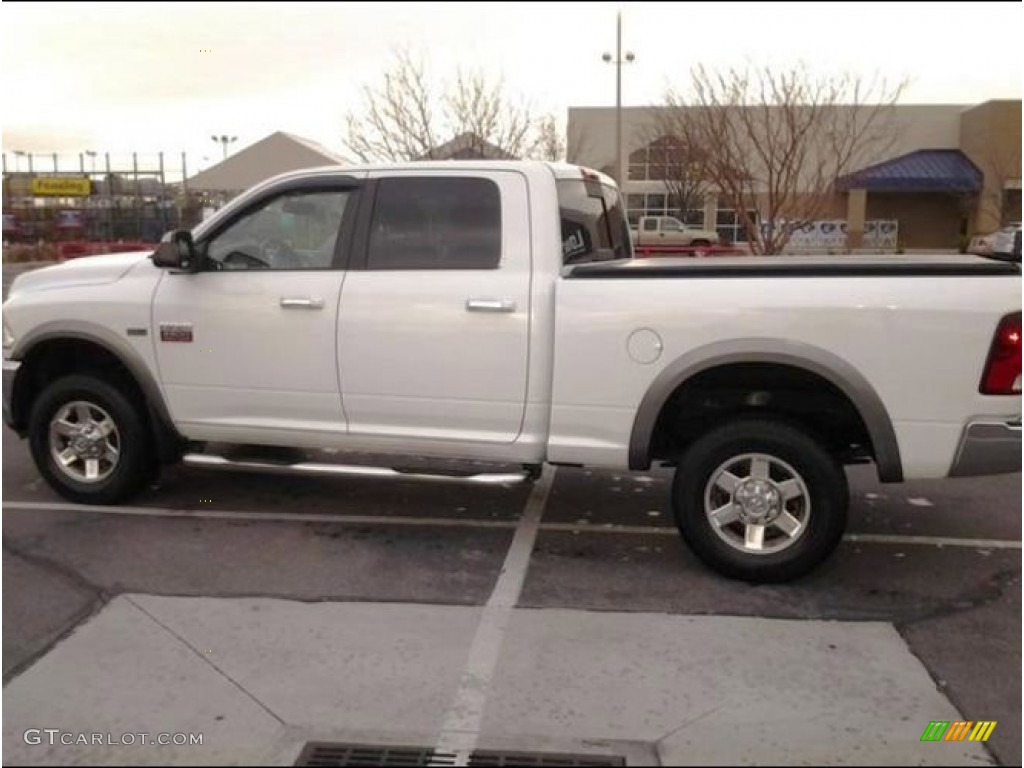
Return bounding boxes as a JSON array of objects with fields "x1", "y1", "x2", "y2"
[{"x1": 567, "y1": 255, "x2": 1020, "y2": 279}]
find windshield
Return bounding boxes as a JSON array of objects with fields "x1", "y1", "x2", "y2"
[{"x1": 557, "y1": 178, "x2": 632, "y2": 265}]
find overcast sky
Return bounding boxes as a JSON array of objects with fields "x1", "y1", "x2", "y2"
[{"x1": 2, "y1": 1, "x2": 1021, "y2": 176}]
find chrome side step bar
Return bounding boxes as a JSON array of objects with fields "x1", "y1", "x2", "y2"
[{"x1": 181, "y1": 453, "x2": 533, "y2": 485}]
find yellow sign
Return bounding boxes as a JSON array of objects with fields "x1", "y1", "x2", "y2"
[{"x1": 31, "y1": 177, "x2": 92, "y2": 197}]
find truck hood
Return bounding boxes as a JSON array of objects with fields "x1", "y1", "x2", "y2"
[{"x1": 7, "y1": 252, "x2": 152, "y2": 297}]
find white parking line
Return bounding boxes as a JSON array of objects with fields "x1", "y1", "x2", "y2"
[
  {"x1": 433, "y1": 466, "x2": 556, "y2": 765},
  {"x1": 843, "y1": 532, "x2": 1021, "y2": 550},
  {"x1": 1, "y1": 501, "x2": 517, "y2": 530},
  {"x1": 3, "y1": 500, "x2": 1021, "y2": 549}
]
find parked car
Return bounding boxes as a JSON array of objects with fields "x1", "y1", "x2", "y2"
[
  {"x1": 968, "y1": 223, "x2": 1021, "y2": 259},
  {"x1": 989, "y1": 224, "x2": 1022, "y2": 262},
  {"x1": 630, "y1": 215, "x2": 721, "y2": 252},
  {"x1": 3, "y1": 161, "x2": 1020, "y2": 583},
  {"x1": 2, "y1": 214, "x2": 30, "y2": 243}
]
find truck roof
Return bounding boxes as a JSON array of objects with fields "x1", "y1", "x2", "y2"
[{"x1": 241, "y1": 160, "x2": 616, "y2": 188}]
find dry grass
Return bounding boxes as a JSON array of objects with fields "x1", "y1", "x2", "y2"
[{"x1": 2, "y1": 243, "x2": 60, "y2": 264}]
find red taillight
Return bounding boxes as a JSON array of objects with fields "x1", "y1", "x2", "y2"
[{"x1": 980, "y1": 312, "x2": 1022, "y2": 395}]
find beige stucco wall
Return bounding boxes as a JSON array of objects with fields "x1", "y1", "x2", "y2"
[
  {"x1": 570, "y1": 100, "x2": 1020, "y2": 250},
  {"x1": 866, "y1": 192, "x2": 963, "y2": 249},
  {"x1": 958, "y1": 100, "x2": 1023, "y2": 233},
  {"x1": 567, "y1": 104, "x2": 966, "y2": 187}
]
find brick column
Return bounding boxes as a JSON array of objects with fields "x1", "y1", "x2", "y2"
[
  {"x1": 703, "y1": 192, "x2": 718, "y2": 232},
  {"x1": 846, "y1": 188, "x2": 867, "y2": 249}
]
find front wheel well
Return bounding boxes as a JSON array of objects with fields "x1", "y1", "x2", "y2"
[
  {"x1": 11, "y1": 338, "x2": 182, "y2": 463},
  {"x1": 647, "y1": 363, "x2": 876, "y2": 469}
]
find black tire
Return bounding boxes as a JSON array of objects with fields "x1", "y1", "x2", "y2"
[
  {"x1": 690, "y1": 239, "x2": 711, "y2": 247},
  {"x1": 28, "y1": 374, "x2": 155, "y2": 505},
  {"x1": 672, "y1": 417, "x2": 848, "y2": 583}
]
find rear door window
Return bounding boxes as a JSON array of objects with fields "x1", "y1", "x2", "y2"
[{"x1": 366, "y1": 177, "x2": 502, "y2": 270}]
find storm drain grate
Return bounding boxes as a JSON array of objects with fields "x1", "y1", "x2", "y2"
[
  {"x1": 468, "y1": 750, "x2": 625, "y2": 767},
  {"x1": 294, "y1": 743, "x2": 625, "y2": 767},
  {"x1": 294, "y1": 743, "x2": 454, "y2": 767}
]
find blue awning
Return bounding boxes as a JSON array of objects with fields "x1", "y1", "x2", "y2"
[{"x1": 837, "y1": 149, "x2": 982, "y2": 193}]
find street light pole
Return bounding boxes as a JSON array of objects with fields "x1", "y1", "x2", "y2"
[
  {"x1": 603, "y1": 11, "x2": 634, "y2": 186},
  {"x1": 211, "y1": 135, "x2": 238, "y2": 161}
]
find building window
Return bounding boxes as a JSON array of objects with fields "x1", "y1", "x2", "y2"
[
  {"x1": 716, "y1": 208, "x2": 759, "y2": 244},
  {"x1": 627, "y1": 136, "x2": 697, "y2": 182},
  {"x1": 626, "y1": 192, "x2": 704, "y2": 228}
]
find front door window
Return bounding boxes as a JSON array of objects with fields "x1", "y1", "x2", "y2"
[{"x1": 205, "y1": 190, "x2": 351, "y2": 270}]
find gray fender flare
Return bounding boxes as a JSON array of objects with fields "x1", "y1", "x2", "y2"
[
  {"x1": 628, "y1": 337, "x2": 903, "y2": 482},
  {"x1": 11, "y1": 321, "x2": 181, "y2": 445}
]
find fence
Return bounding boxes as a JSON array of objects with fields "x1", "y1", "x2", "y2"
[
  {"x1": 2, "y1": 151, "x2": 205, "y2": 244},
  {"x1": 760, "y1": 219, "x2": 900, "y2": 252}
]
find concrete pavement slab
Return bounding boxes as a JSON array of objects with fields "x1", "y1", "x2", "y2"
[
  {"x1": 2, "y1": 595, "x2": 997, "y2": 766},
  {"x1": 1, "y1": 596, "x2": 288, "y2": 765},
  {"x1": 481, "y1": 609, "x2": 991, "y2": 766},
  {"x1": 130, "y1": 595, "x2": 482, "y2": 735}
]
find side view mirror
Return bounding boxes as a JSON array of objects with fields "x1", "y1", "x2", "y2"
[{"x1": 152, "y1": 230, "x2": 197, "y2": 270}]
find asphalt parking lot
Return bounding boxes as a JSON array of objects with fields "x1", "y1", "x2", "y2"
[
  {"x1": 2, "y1": 423, "x2": 1021, "y2": 765},
  {"x1": 2, "y1": 262, "x2": 1021, "y2": 765}
]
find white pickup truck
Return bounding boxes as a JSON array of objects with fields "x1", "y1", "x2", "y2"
[
  {"x1": 630, "y1": 215, "x2": 721, "y2": 251},
  {"x1": 3, "y1": 161, "x2": 1021, "y2": 582}
]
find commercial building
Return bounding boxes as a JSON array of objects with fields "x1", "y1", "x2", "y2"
[
  {"x1": 186, "y1": 132, "x2": 348, "y2": 201},
  {"x1": 567, "y1": 100, "x2": 1021, "y2": 251}
]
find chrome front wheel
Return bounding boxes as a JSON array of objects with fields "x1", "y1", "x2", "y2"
[
  {"x1": 48, "y1": 400, "x2": 122, "y2": 483},
  {"x1": 29, "y1": 374, "x2": 155, "y2": 505}
]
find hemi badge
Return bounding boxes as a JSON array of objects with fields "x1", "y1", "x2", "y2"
[
  {"x1": 160, "y1": 323, "x2": 193, "y2": 343},
  {"x1": 126, "y1": 328, "x2": 148, "y2": 337}
]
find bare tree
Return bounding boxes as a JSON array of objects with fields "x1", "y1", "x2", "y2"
[
  {"x1": 444, "y1": 68, "x2": 537, "y2": 158},
  {"x1": 345, "y1": 50, "x2": 563, "y2": 162},
  {"x1": 344, "y1": 51, "x2": 440, "y2": 162},
  {"x1": 533, "y1": 115, "x2": 567, "y2": 162},
  {"x1": 665, "y1": 64, "x2": 906, "y2": 254},
  {"x1": 565, "y1": 121, "x2": 593, "y2": 165},
  {"x1": 639, "y1": 115, "x2": 711, "y2": 221}
]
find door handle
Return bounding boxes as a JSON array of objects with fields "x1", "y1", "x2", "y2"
[
  {"x1": 280, "y1": 297, "x2": 325, "y2": 309},
  {"x1": 466, "y1": 298, "x2": 517, "y2": 313}
]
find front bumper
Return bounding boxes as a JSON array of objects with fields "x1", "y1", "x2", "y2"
[
  {"x1": 3, "y1": 359, "x2": 19, "y2": 430},
  {"x1": 948, "y1": 417, "x2": 1022, "y2": 477}
]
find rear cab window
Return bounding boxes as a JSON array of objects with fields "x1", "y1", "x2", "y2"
[{"x1": 557, "y1": 172, "x2": 632, "y2": 265}]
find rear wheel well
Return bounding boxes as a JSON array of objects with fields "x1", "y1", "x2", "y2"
[{"x1": 648, "y1": 363, "x2": 875, "y2": 468}]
